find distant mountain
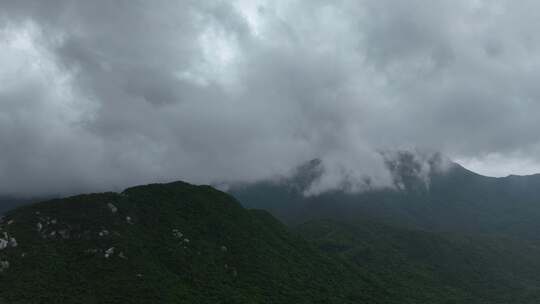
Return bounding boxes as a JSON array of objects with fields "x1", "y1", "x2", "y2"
[
  {"x1": 0, "y1": 181, "x2": 384, "y2": 304},
  {"x1": 230, "y1": 152, "x2": 540, "y2": 239},
  {"x1": 0, "y1": 197, "x2": 40, "y2": 215}
]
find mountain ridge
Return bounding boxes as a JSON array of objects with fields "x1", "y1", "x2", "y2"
[
  {"x1": 3, "y1": 180, "x2": 540, "y2": 302},
  {"x1": 0, "y1": 181, "x2": 383, "y2": 304},
  {"x1": 229, "y1": 154, "x2": 540, "y2": 239}
]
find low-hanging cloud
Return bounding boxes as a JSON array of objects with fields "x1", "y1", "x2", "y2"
[{"x1": 1, "y1": 0, "x2": 540, "y2": 197}]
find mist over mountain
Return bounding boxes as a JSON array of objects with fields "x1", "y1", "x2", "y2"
[
  {"x1": 230, "y1": 152, "x2": 540, "y2": 239},
  {"x1": 4, "y1": 0, "x2": 540, "y2": 303},
  {"x1": 0, "y1": 197, "x2": 46, "y2": 216},
  {"x1": 2, "y1": 1, "x2": 540, "y2": 196}
]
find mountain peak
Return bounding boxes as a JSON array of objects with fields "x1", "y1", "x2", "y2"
[
  {"x1": 377, "y1": 150, "x2": 447, "y2": 191},
  {"x1": 288, "y1": 158, "x2": 324, "y2": 192},
  {"x1": 0, "y1": 180, "x2": 371, "y2": 303}
]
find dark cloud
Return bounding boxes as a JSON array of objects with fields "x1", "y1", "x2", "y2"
[{"x1": 1, "y1": 0, "x2": 540, "y2": 196}]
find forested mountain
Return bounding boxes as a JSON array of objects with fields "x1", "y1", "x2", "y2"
[
  {"x1": 230, "y1": 153, "x2": 540, "y2": 239},
  {"x1": 3, "y1": 154, "x2": 540, "y2": 303},
  {"x1": 298, "y1": 219, "x2": 540, "y2": 303},
  {"x1": 0, "y1": 182, "x2": 384, "y2": 304}
]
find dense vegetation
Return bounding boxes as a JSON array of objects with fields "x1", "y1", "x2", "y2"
[
  {"x1": 227, "y1": 153, "x2": 540, "y2": 303},
  {"x1": 0, "y1": 182, "x2": 384, "y2": 304},
  {"x1": 298, "y1": 219, "x2": 540, "y2": 303},
  {"x1": 230, "y1": 155, "x2": 540, "y2": 239},
  {"x1": 4, "y1": 155, "x2": 540, "y2": 303}
]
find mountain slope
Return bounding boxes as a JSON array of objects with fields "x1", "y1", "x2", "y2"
[
  {"x1": 298, "y1": 219, "x2": 540, "y2": 304},
  {"x1": 5, "y1": 178, "x2": 540, "y2": 303},
  {"x1": 230, "y1": 155, "x2": 540, "y2": 239},
  {"x1": 0, "y1": 181, "x2": 385, "y2": 304}
]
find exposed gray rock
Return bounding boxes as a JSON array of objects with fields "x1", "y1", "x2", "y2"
[
  {"x1": 107, "y1": 203, "x2": 118, "y2": 214},
  {"x1": 104, "y1": 247, "x2": 115, "y2": 258}
]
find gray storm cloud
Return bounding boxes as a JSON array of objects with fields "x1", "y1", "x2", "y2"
[{"x1": 1, "y1": 0, "x2": 540, "y2": 196}]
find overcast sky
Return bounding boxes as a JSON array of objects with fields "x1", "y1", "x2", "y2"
[{"x1": 1, "y1": 0, "x2": 540, "y2": 196}]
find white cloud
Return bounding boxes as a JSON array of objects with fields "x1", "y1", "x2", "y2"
[{"x1": 1, "y1": 0, "x2": 540, "y2": 196}]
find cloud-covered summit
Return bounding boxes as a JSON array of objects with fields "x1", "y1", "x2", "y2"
[{"x1": 1, "y1": 0, "x2": 540, "y2": 196}]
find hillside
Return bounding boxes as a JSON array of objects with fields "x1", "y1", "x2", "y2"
[
  {"x1": 230, "y1": 154, "x2": 540, "y2": 239},
  {"x1": 4, "y1": 179, "x2": 540, "y2": 303},
  {"x1": 298, "y1": 219, "x2": 540, "y2": 304},
  {"x1": 0, "y1": 181, "x2": 385, "y2": 304},
  {"x1": 226, "y1": 155, "x2": 540, "y2": 303}
]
